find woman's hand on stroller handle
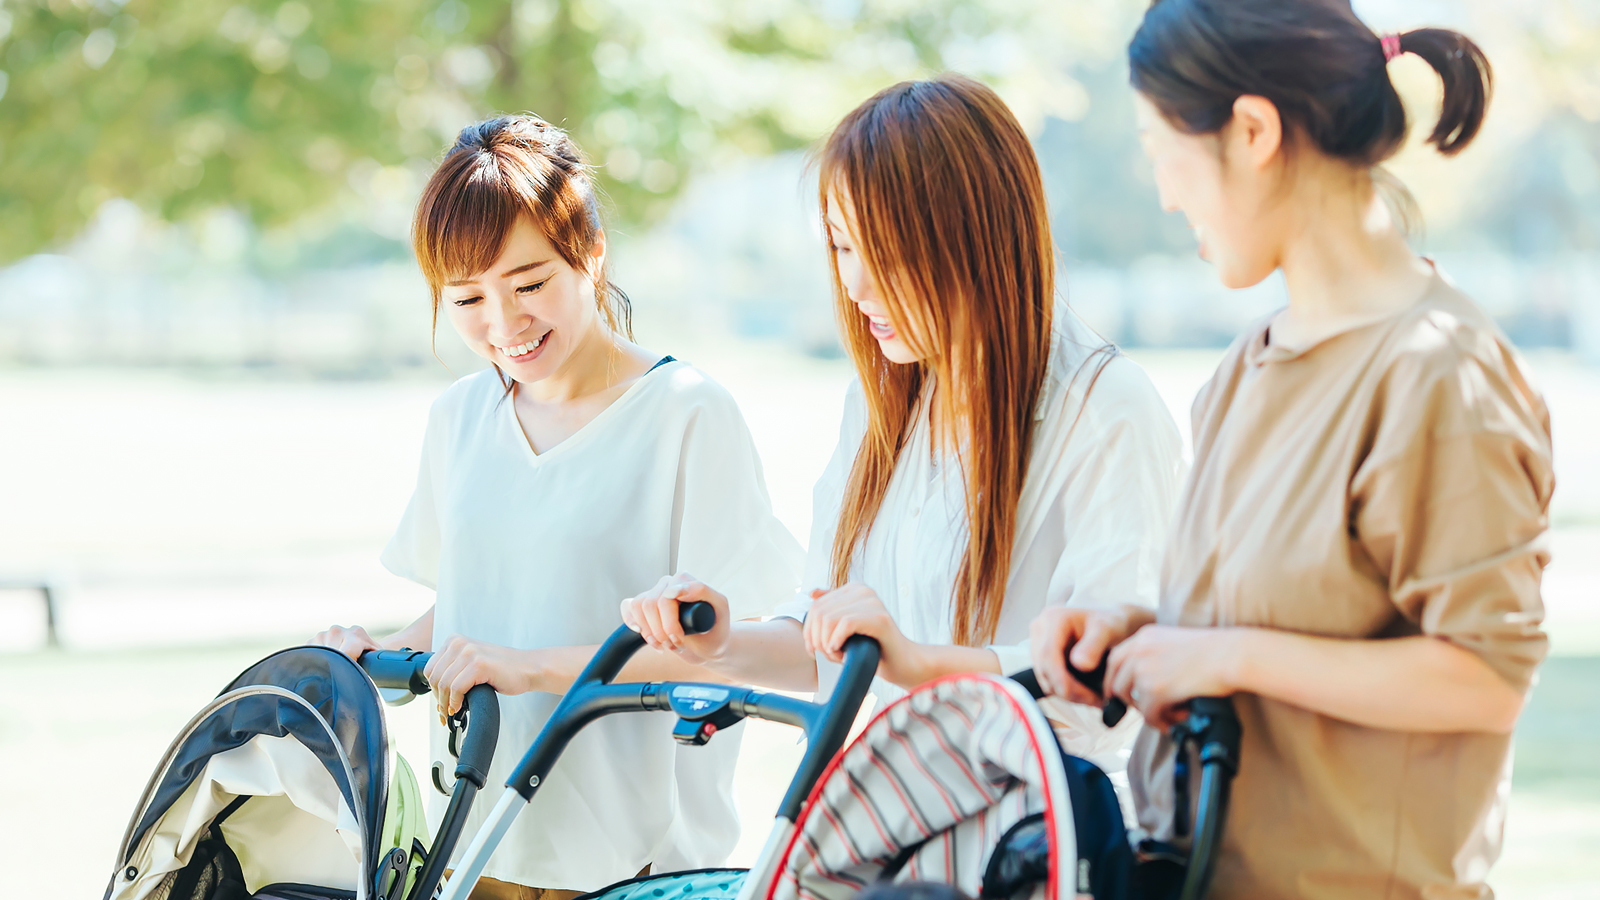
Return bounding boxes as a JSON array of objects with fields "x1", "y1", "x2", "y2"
[
  {"x1": 621, "y1": 574, "x2": 731, "y2": 664},
  {"x1": 309, "y1": 623, "x2": 383, "y2": 662},
  {"x1": 1107, "y1": 625, "x2": 1244, "y2": 731},
  {"x1": 425, "y1": 635, "x2": 564, "y2": 720},
  {"x1": 1028, "y1": 605, "x2": 1151, "y2": 705},
  {"x1": 803, "y1": 584, "x2": 927, "y2": 686}
]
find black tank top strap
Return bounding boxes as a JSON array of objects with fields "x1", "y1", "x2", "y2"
[{"x1": 645, "y1": 355, "x2": 677, "y2": 374}]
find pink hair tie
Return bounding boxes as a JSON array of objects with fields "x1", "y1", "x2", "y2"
[{"x1": 1380, "y1": 33, "x2": 1403, "y2": 63}]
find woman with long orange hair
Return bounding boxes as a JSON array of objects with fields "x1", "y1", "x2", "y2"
[{"x1": 623, "y1": 74, "x2": 1184, "y2": 763}]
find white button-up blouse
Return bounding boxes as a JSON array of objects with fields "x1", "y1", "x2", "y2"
[{"x1": 779, "y1": 307, "x2": 1185, "y2": 768}]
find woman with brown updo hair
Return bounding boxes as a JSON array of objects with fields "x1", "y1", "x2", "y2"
[
  {"x1": 309, "y1": 115, "x2": 803, "y2": 899},
  {"x1": 623, "y1": 75, "x2": 1184, "y2": 776}
]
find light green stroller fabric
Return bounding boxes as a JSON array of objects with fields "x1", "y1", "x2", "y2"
[{"x1": 384, "y1": 753, "x2": 430, "y2": 897}]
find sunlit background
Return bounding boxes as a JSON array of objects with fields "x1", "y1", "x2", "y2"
[{"x1": 1, "y1": 0, "x2": 1597, "y2": 897}]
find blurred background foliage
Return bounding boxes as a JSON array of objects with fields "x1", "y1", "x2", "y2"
[
  {"x1": 1, "y1": 0, "x2": 1598, "y2": 363},
  {"x1": 0, "y1": 0, "x2": 1134, "y2": 263}
]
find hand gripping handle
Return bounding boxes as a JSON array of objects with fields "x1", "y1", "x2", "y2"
[
  {"x1": 1009, "y1": 651, "x2": 1128, "y2": 728},
  {"x1": 1063, "y1": 653, "x2": 1129, "y2": 728},
  {"x1": 677, "y1": 600, "x2": 716, "y2": 636}
]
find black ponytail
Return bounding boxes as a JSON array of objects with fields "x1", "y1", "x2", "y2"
[
  {"x1": 1394, "y1": 28, "x2": 1493, "y2": 156},
  {"x1": 1128, "y1": 0, "x2": 1493, "y2": 166}
]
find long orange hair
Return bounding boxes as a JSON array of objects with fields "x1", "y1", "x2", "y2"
[{"x1": 820, "y1": 75, "x2": 1055, "y2": 646}]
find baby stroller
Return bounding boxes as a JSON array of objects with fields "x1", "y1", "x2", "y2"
[
  {"x1": 104, "y1": 645, "x2": 501, "y2": 900},
  {"x1": 756, "y1": 668, "x2": 1241, "y2": 900},
  {"x1": 430, "y1": 603, "x2": 1240, "y2": 900}
]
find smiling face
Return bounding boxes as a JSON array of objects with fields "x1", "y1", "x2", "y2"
[
  {"x1": 825, "y1": 191, "x2": 922, "y2": 365},
  {"x1": 439, "y1": 215, "x2": 606, "y2": 383},
  {"x1": 1135, "y1": 93, "x2": 1286, "y2": 290}
]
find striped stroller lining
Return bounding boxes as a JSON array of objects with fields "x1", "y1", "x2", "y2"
[{"x1": 758, "y1": 674, "x2": 1076, "y2": 900}]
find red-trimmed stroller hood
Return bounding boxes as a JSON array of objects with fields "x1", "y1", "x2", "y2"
[{"x1": 752, "y1": 673, "x2": 1076, "y2": 900}]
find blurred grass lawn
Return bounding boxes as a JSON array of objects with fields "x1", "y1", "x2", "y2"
[{"x1": 1, "y1": 343, "x2": 1596, "y2": 897}]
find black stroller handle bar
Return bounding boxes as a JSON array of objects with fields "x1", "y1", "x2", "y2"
[
  {"x1": 359, "y1": 650, "x2": 502, "y2": 786},
  {"x1": 359, "y1": 649, "x2": 434, "y2": 695},
  {"x1": 503, "y1": 601, "x2": 881, "y2": 823},
  {"x1": 358, "y1": 649, "x2": 503, "y2": 900}
]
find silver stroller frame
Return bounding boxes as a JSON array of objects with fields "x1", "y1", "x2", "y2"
[{"x1": 426, "y1": 602, "x2": 880, "y2": 900}]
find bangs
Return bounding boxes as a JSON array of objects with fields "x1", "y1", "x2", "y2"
[
  {"x1": 410, "y1": 112, "x2": 630, "y2": 345},
  {"x1": 413, "y1": 149, "x2": 534, "y2": 289}
]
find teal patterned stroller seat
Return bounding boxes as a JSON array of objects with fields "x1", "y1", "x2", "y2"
[{"x1": 577, "y1": 869, "x2": 748, "y2": 900}]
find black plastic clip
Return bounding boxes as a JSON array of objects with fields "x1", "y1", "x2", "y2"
[
  {"x1": 430, "y1": 706, "x2": 473, "y2": 796},
  {"x1": 375, "y1": 845, "x2": 410, "y2": 900}
]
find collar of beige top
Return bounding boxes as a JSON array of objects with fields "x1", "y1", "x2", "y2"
[{"x1": 1246, "y1": 264, "x2": 1443, "y2": 367}]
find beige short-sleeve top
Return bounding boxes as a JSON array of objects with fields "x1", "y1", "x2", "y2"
[{"x1": 1129, "y1": 273, "x2": 1553, "y2": 900}]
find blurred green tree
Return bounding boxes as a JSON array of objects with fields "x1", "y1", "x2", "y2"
[
  {"x1": 1462, "y1": 0, "x2": 1600, "y2": 255},
  {"x1": 0, "y1": 0, "x2": 1129, "y2": 263}
]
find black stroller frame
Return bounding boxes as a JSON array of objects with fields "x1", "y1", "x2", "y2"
[
  {"x1": 359, "y1": 652, "x2": 502, "y2": 900},
  {"x1": 1011, "y1": 662, "x2": 1242, "y2": 900}
]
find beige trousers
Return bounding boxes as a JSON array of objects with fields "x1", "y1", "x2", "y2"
[
  {"x1": 446, "y1": 866, "x2": 650, "y2": 900},
  {"x1": 465, "y1": 876, "x2": 583, "y2": 900}
]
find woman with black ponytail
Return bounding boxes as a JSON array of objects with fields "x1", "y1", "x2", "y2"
[{"x1": 1030, "y1": 2, "x2": 1551, "y2": 897}]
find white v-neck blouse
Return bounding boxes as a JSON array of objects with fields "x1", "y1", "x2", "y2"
[
  {"x1": 381, "y1": 361, "x2": 803, "y2": 890},
  {"x1": 779, "y1": 307, "x2": 1185, "y2": 772}
]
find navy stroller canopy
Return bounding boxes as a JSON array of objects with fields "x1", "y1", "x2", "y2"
[{"x1": 107, "y1": 647, "x2": 394, "y2": 900}]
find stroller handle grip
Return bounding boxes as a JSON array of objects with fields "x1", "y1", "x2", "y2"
[
  {"x1": 1009, "y1": 652, "x2": 1128, "y2": 728},
  {"x1": 355, "y1": 650, "x2": 502, "y2": 782},
  {"x1": 1063, "y1": 654, "x2": 1129, "y2": 728},
  {"x1": 360, "y1": 649, "x2": 432, "y2": 693},
  {"x1": 454, "y1": 685, "x2": 501, "y2": 787},
  {"x1": 678, "y1": 600, "x2": 717, "y2": 636}
]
